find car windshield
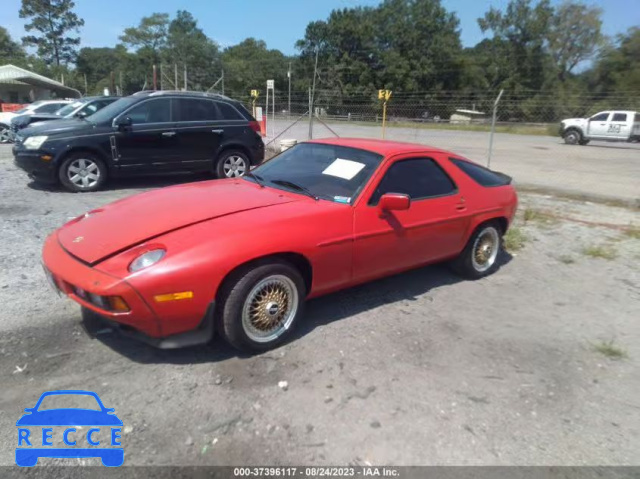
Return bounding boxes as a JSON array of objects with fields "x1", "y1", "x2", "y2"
[
  {"x1": 56, "y1": 101, "x2": 84, "y2": 116},
  {"x1": 86, "y1": 97, "x2": 135, "y2": 123},
  {"x1": 248, "y1": 143, "x2": 383, "y2": 203},
  {"x1": 37, "y1": 393, "x2": 102, "y2": 411}
]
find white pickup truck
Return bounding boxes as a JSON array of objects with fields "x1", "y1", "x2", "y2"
[{"x1": 560, "y1": 110, "x2": 640, "y2": 145}]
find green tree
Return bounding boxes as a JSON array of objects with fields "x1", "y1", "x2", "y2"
[
  {"x1": 478, "y1": 0, "x2": 553, "y2": 92},
  {"x1": 164, "y1": 10, "x2": 220, "y2": 90},
  {"x1": 547, "y1": 0, "x2": 604, "y2": 82},
  {"x1": 589, "y1": 28, "x2": 640, "y2": 97},
  {"x1": 119, "y1": 13, "x2": 169, "y2": 59},
  {"x1": 222, "y1": 38, "x2": 288, "y2": 99},
  {"x1": 19, "y1": 0, "x2": 84, "y2": 65},
  {"x1": 0, "y1": 26, "x2": 27, "y2": 65}
]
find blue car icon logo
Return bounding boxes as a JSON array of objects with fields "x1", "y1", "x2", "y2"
[{"x1": 16, "y1": 390, "x2": 124, "y2": 467}]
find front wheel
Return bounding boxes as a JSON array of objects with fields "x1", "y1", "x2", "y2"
[
  {"x1": 450, "y1": 222, "x2": 503, "y2": 279},
  {"x1": 58, "y1": 153, "x2": 107, "y2": 192},
  {"x1": 218, "y1": 259, "x2": 305, "y2": 352},
  {"x1": 578, "y1": 139, "x2": 590, "y2": 145},
  {"x1": 0, "y1": 124, "x2": 12, "y2": 143},
  {"x1": 215, "y1": 150, "x2": 249, "y2": 179},
  {"x1": 563, "y1": 129, "x2": 581, "y2": 145}
]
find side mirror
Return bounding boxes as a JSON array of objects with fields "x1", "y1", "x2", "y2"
[
  {"x1": 75, "y1": 110, "x2": 87, "y2": 118},
  {"x1": 115, "y1": 116, "x2": 132, "y2": 130},
  {"x1": 378, "y1": 193, "x2": 410, "y2": 217}
]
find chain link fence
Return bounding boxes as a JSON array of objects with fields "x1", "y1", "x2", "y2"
[{"x1": 241, "y1": 90, "x2": 640, "y2": 204}]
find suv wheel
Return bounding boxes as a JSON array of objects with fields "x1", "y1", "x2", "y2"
[
  {"x1": 59, "y1": 153, "x2": 107, "y2": 192},
  {"x1": 216, "y1": 150, "x2": 249, "y2": 178}
]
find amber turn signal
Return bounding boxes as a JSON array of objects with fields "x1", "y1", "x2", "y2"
[
  {"x1": 154, "y1": 291, "x2": 194, "y2": 302},
  {"x1": 108, "y1": 296, "x2": 130, "y2": 312}
]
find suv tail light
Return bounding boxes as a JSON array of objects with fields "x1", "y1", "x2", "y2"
[{"x1": 248, "y1": 121, "x2": 261, "y2": 134}]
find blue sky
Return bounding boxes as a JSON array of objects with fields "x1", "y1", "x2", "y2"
[{"x1": 3, "y1": 0, "x2": 639, "y2": 54}]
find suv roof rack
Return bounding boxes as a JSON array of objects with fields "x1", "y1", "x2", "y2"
[{"x1": 133, "y1": 90, "x2": 235, "y2": 102}]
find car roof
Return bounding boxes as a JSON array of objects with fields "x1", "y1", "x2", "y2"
[
  {"x1": 132, "y1": 90, "x2": 238, "y2": 103},
  {"x1": 307, "y1": 137, "x2": 459, "y2": 158}
]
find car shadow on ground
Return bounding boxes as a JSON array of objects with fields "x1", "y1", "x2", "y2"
[
  {"x1": 27, "y1": 172, "x2": 213, "y2": 194},
  {"x1": 85, "y1": 252, "x2": 513, "y2": 365}
]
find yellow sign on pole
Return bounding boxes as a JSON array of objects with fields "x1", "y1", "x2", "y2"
[
  {"x1": 250, "y1": 90, "x2": 259, "y2": 117},
  {"x1": 378, "y1": 89, "x2": 392, "y2": 139}
]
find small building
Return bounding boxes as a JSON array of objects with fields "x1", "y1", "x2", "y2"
[
  {"x1": 449, "y1": 108, "x2": 486, "y2": 124},
  {"x1": 0, "y1": 64, "x2": 80, "y2": 105}
]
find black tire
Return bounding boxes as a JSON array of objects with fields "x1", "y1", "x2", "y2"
[
  {"x1": 217, "y1": 259, "x2": 306, "y2": 352},
  {"x1": 563, "y1": 129, "x2": 581, "y2": 145},
  {"x1": 0, "y1": 124, "x2": 11, "y2": 143},
  {"x1": 215, "y1": 149, "x2": 250, "y2": 179},
  {"x1": 450, "y1": 221, "x2": 503, "y2": 280},
  {"x1": 578, "y1": 139, "x2": 590, "y2": 145},
  {"x1": 58, "y1": 152, "x2": 107, "y2": 192}
]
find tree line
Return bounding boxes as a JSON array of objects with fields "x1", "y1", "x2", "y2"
[{"x1": 1, "y1": 0, "x2": 638, "y2": 121}]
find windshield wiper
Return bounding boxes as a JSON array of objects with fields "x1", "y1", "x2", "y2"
[
  {"x1": 245, "y1": 172, "x2": 265, "y2": 188},
  {"x1": 271, "y1": 179, "x2": 318, "y2": 200}
]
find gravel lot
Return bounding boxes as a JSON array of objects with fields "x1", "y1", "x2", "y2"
[
  {"x1": 0, "y1": 143, "x2": 639, "y2": 466},
  {"x1": 269, "y1": 119, "x2": 640, "y2": 205}
]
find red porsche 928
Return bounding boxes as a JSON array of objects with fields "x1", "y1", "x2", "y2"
[{"x1": 42, "y1": 138, "x2": 518, "y2": 352}]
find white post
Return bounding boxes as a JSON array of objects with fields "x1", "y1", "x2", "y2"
[{"x1": 488, "y1": 89, "x2": 504, "y2": 169}]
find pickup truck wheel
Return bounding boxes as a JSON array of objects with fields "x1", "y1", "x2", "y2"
[
  {"x1": 563, "y1": 129, "x2": 581, "y2": 145},
  {"x1": 579, "y1": 139, "x2": 590, "y2": 145},
  {"x1": 218, "y1": 259, "x2": 305, "y2": 352},
  {"x1": 59, "y1": 153, "x2": 107, "y2": 192}
]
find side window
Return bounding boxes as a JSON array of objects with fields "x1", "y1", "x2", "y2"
[
  {"x1": 36, "y1": 103, "x2": 66, "y2": 113},
  {"x1": 125, "y1": 98, "x2": 171, "y2": 124},
  {"x1": 612, "y1": 113, "x2": 627, "y2": 122},
  {"x1": 590, "y1": 112, "x2": 610, "y2": 122},
  {"x1": 449, "y1": 158, "x2": 510, "y2": 187},
  {"x1": 82, "y1": 102, "x2": 100, "y2": 115},
  {"x1": 215, "y1": 102, "x2": 243, "y2": 120},
  {"x1": 369, "y1": 158, "x2": 456, "y2": 205},
  {"x1": 175, "y1": 98, "x2": 218, "y2": 122}
]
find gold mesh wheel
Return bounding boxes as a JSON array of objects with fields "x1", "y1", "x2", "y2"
[
  {"x1": 241, "y1": 275, "x2": 299, "y2": 343},
  {"x1": 471, "y1": 226, "x2": 500, "y2": 273}
]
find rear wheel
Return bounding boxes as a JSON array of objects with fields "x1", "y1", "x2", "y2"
[
  {"x1": 217, "y1": 259, "x2": 305, "y2": 352},
  {"x1": 563, "y1": 129, "x2": 581, "y2": 145},
  {"x1": 59, "y1": 152, "x2": 107, "y2": 192},
  {"x1": 215, "y1": 150, "x2": 249, "y2": 179},
  {"x1": 450, "y1": 221, "x2": 503, "y2": 279},
  {"x1": 0, "y1": 124, "x2": 11, "y2": 143}
]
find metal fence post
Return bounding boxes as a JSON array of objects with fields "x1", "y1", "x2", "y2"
[{"x1": 487, "y1": 89, "x2": 504, "y2": 169}]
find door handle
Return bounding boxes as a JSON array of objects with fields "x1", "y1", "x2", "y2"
[
  {"x1": 456, "y1": 204, "x2": 467, "y2": 211},
  {"x1": 162, "y1": 131, "x2": 176, "y2": 137},
  {"x1": 212, "y1": 129, "x2": 224, "y2": 134}
]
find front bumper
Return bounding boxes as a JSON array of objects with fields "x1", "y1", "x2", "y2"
[
  {"x1": 42, "y1": 234, "x2": 215, "y2": 348},
  {"x1": 13, "y1": 148, "x2": 57, "y2": 183}
]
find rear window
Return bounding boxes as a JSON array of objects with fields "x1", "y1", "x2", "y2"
[
  {"x1": 216, "y1": 102, "x2": 244, "y2": 120},
  {"x1": 450, "y1": 158, "x2": 511, "y2": 187}
]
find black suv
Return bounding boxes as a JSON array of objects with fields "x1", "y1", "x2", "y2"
[{"x1": 13, "y1": 91, "x2": 265, "y2": 192}]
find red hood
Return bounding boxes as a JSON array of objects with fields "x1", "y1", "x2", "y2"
[{"x1": 57, "y1": 180, "x2": 297, "y2": 264}]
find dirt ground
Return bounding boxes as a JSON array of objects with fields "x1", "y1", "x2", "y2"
[{"x1": 0, "y1": 144, "x2": 639, "y2": 467}]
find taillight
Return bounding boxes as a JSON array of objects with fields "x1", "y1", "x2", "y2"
[{"x1": 248, "y1": 121, "x2": 260, "y2": 133}]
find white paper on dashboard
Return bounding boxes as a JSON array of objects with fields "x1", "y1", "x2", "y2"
[{"x1": 322, "y1": 158, "x2": 365, "y2": 180}]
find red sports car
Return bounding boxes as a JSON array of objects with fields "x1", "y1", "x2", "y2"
[{"x1": 42, "y1": 138, "x2": 517, "y2": 352}]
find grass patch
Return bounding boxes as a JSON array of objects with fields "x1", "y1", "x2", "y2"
[
  {"x1": 504, "y1": 227, "x2": 527, "y2": 252},
  {"x1": 592, "y1": 340, "x2": 628, "y2": 360},
  {"x1": 623, "y1": 225, "x2": 640, "y2": 240},
  {"x1": 581, "y1": 244, "x2": 617, "y2": 260},
  {"x1": 557, "y1": 255, "x2": 575, "y2": 264},
  {"x1": 523, "y1": 208, "x2": 558, "y2": 226}
]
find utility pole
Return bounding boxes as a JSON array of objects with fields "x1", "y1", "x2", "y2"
[
  {"x1": 222, "y1": 69, "x2": 225, "y2": 95},
  {"x1": 160, "y1": 64, "x2": 164, "y2": 91},
  {"x1": 288, "y1": 61, "x2": 291, "y2": 119},
  {"x1": 84, "y1": 74, "x2": 88, "y2": 95},
  {"x1": 308, "y1": 48, "x2": 319, "y2": 140},
  {"x1": 153, "y1": 65, "x2": 157, "y2": 90},
  {"x1": 183, "y1": 63, "x2": 188, "y2": 91},
  {"x1": 119, "y1": 71, "x2": 123, "y2": 95},
  {"x1": 174, "y1": 63, "x2": 178, "y2": 90}
]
